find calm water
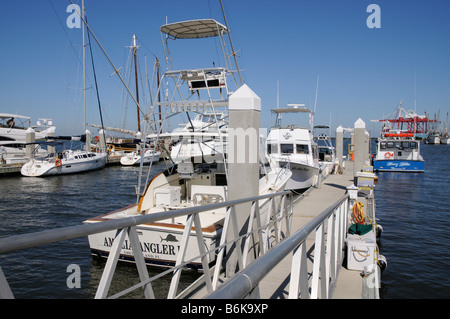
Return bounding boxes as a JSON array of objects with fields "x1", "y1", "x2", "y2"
[
  {"x1": 0, "y1": 144, "x2": 449, "y2": 298},
  {"x1": 374, "y1": 143, "x2": 450, "y2": 298}
]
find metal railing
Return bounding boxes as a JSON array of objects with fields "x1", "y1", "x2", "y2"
[
  {"x1": 205, "y1": 194, "x2": 349, "y2": 299},
  {"x1": 0, "y1": 190, "x2": 293, "y2": 299}
]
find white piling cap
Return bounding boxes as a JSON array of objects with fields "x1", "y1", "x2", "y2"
[
  {"x1": 354, "y1": 118, "x2": 366, "y2": 129},
  {"x1": 229, "y1": 84, "x2": 261, "y2": 111}
]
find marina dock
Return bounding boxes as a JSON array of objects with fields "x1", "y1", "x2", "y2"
[
  {"x1": 258, "y1": 160, "x2": 366, "y2": 299},
  {"x1": 181, "y1": 160, "x2": 377, "y2": 300}
]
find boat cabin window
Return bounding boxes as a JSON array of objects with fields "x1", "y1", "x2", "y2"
[
  {"x1": 280, "y1": 144, "x2": 294, "y2": 154},
  {"x1": 296, "y1": 144, "x2": 309, "y2": 154},
  {"x1": 410, "y1": 141, "x2": 417, "y2": 149},
  {"x1": 401, "y1": 141, "x2": 410, "y2": 149},
  {"x1": 267, "y1": 143, "x2": 279, "y2": 154},
  {"x1": 386, "y1": 142, "x2": 394, "y2": 149}
]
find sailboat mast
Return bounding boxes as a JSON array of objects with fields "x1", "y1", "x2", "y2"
[
  {"x1": 82, "y1": 0, "x2": 86, "y2": 133},
  {"x1": 132, "y1": 35, "x2": 141, "y2": 133}
]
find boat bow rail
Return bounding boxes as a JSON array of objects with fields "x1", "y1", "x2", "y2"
[{"x1": 0, "y1": 190, "x2": 293, "y2": 299}]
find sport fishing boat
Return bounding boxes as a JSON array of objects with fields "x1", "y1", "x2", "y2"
[
  {"x1": 170, "y1": 112, "x2": 227, "y2": 164},
  {"x1": 84, "y1": 19, "x2": 291, "y2": 270},
  {"x1": 314, "y1": 125, "x2": 337, "y2": 176},
  {"x1": 373, "y1": 131, "x2": 424, "y2": 172},
  {"x1": 266, "y1": 105, "x2": 319, "y2": 190}
]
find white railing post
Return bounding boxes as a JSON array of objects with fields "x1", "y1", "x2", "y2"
[
  {"x1": 192, "y1": 213, "x2": 213, "y2": 294},
  {"x1": 288, "y1": 242, "x2": 309, "y2": 299},
  {"x1": 95, "y1": 228, "x2": 128, "y2": 299},
  {"x1": 167, "y1": 213, "x2": 195, "y2": 299},
  {"x1": 127, "y1": 226, "x2": 155, "y2": 299},
  {"x1": 310, "y1": 223, "x2": 327, "y2": 299}
]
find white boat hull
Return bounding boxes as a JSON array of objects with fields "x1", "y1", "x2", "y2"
[
  {"x1": 120, "y1": 150, "x2": 160, "y2": 166},
  {"x1": 280, "y1": 161, "x2": 319, "y2": 190},
  {"x1": 84, "y1": 167, "x2": 291, "y2": 270},
  {"x1": 21, "y1": 151, "x2": 107, "y2": 176},
  {"x1": 85, "y1": 205, "x2": 220, "y2": 270}
]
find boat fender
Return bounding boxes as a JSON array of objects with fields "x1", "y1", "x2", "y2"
[
  {"x1": 376, "y1": 224, "x2": 383, "y2": 239},
  {"x1": 378, "y1": 254, "x2": 387, "y2": 272}
]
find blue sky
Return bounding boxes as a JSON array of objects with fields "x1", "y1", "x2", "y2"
[{"x1": 1, "y1": 0, "x2": 449, "y2": 136}]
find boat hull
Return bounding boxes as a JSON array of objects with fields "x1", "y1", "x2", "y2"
[
  {"x1": 120, "y1": 151, "x2": 160, "y2": 166},
  {"x1": 373, "y1": 159, "x2": 424, "y2": 172},
  {"x1": 280, "y1": 161, "x2": 319, "y2": 190},
  {"x1": 85, "y1": 212, "x2": 220, "y2": 270},
  {"x1": 21, "y1": 153, "x2": 107, "y2": 176}
]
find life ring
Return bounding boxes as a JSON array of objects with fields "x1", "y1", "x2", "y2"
[
  {"x1": 384, "y1": 152, "x2": 394, "y2": 159},
  {"x1": 55, "y1": 159, "x2": 62, "y2": 167}
]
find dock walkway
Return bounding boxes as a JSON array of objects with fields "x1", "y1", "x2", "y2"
[{"x1": 258, "y1": 161, "x2": 363, "y2": 299}]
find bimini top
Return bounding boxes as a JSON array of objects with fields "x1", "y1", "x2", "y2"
[
  {"x1": 0, "y1": 113, "x2": 30, "y2": 120},
  {"x1": 272, "y1": 105, "x2": 313, "y2": 114},
  {"x1": 161, "y1": 19, "x2": 228, "y2": 39}
]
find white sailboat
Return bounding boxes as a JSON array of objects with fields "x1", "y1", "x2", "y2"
[
  {"x1": 21, "y1": 147, "x2": 107, "y2": 177},
  {"x1": 266, "y1": 105, "x2": 319, "y2": 190},
  {"x1": 84, "y1": 18, "x2": 291, "y2": 269},
  {"x1": 21, "y1": 1, "x2": 107, "y2": 176}
]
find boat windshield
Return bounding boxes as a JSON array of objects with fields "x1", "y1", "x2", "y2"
[{"x1": 380, "y1": 141, "x2": 418, "y2": 150}]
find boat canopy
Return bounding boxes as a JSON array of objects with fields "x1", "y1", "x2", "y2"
[
  {"x1": 0, "y1": 113, "x2": 30, "y2": 120},
  {"x1": 272, "y1": 107, "x2": 313, "y2": 114},
  {"x1": 161, "y1": 19, "x2": 228, "y2": 39}
]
